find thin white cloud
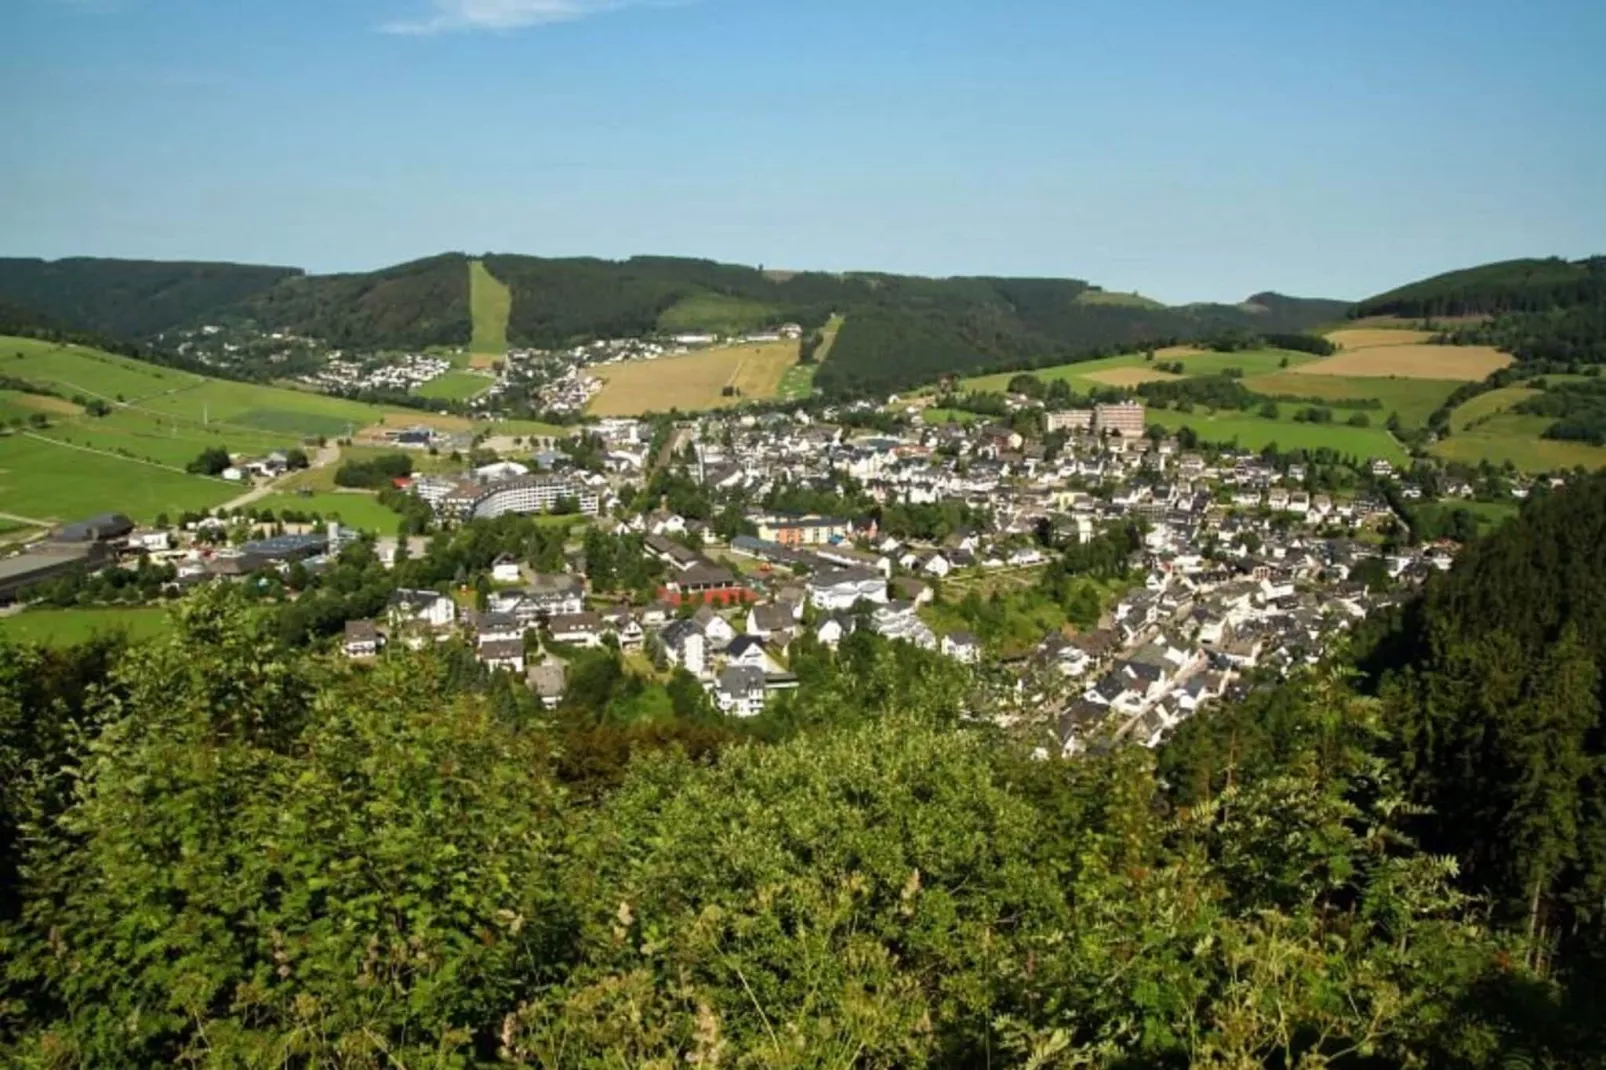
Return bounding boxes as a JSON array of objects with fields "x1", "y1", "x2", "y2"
[{"x1": 382, "y1": 0, "x2": 641, "y2": 34}]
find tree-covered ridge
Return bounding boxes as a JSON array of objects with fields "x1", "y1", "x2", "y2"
[
  {"x1": 817, "y1": 284, "x2": 1348, "y2": 399},
  {"x1": 1356, "y1": 256, "x2": 1606, "y2": 319},
  {"x1": 0, "y1": 254, "x2": 1349, "y2": 394},
  {"x1": 234, "y1": 252, "x2": 474, "y2": 349},
  {"x1": 6, "y1": 581, "x2": 1602, "y2": 1065},
  {"x1": 0, "y1": 257, "x2": 301, "y2": 339}
]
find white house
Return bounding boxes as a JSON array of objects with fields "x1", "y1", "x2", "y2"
[
  {"x1": 388, "y1": 589, "x2": 457, "y2": 631},
  {"x1": 693, "y1": 606, "x2": 737, "y2": 650},
  {"x1": 808, "y1": 566, "x2": 889, "y2": 611},
  {"x1": 941, "y1": 631, "x2": 982, "y2": 664},
  {"x1": 715, "y1": 665, "x2": 768, "y2": 719},
  {"x1": 660, "y1": 619, "x2": 707, "y2": 677},
  {"x1": 725, "y1": 635, "x2": 782, "y2": 674},
  {"x1": 491, "y1": 554, "x2": 523, "y2": 585}
]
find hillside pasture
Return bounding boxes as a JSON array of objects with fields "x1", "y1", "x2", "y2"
[
  {"x1": 1432, "y1": 412, "x2": 1606, "y2": 472},
  {"x1": 961, "y1": 348, "x2": 1316, "y2": 395},
  {"x1": 1325, "y1": 327, "x2": 1437, "y2": 349},
  {"x1": 2, "y1": 338, "x2": 192, "y2": 402},
  {"x1": 1082, "y1": 367, "x2": 1181, "y2": 388},
  {"x1": 1293, "y1": 344, "x2": 1510, "y2": 381},
  {"x1": 586, "y1": 341, "x2": 801, "y2": 416},
  {"x1": 1242, "y1": 373, "x2": 1462, "y2": 429},
  {"x1": 1147, "y1": 409, "x2": 1407, "y2": 464},
  {"x1": 1449, "y1": 387, "x2": 1539, "y2": 432},
  {"x1": 0, "y1": 433, "x2": 236, "y2": 522},
  {"x1": 0, "y1": 390, "x2": 81, "y2": 421}
]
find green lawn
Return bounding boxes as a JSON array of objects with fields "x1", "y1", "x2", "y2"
[
  {"x1": 0, "y1": 606, "x2": 174, "y2": 646},
  {"x1": 1147, "y1": 408, "x2": 1407, "y2": 463},
  {"x1": 919, "y1": 408, "x2": 983, "y2": 426},
  {"x1": 0, "y1": 432, "x2": 238, "y2": 523},
  {"x1": 470, "y1": 259, "x2": 511, "y2": 358},
  {"x1": 414, "y1": 371, "x2": 493, "y2": 402},
  {"x1": 1242, "y1": 374, "x2": 1462, "y2": 430},
  {"x1": 253, "y1": 491, "x2": 403, "y2": 532}
]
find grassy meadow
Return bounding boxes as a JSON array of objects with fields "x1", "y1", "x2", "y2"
[
  {"x1": 1148, "y1": 408, "x2": 1407, "y2": 464},
  {"x1": 960, "y1": 348, "x2": 1317, "y2": 394},
  {"x1": 0, "y1": 606, "x2": 175, "y2": 646},
  {"x1": 0, "y1": 433, "x2": 238, "y2": 523},
  {"x1": 414, "y1": 370, "x2": 493, "y2": 402},
  {"x1": 468, "y1": 259, "x2": 511, "y2": 366},
  {"x1": 252, "y1": 491, "x2": 402, "y2": 532},
  {"x1": 1243, "y1": 373, "x2": 1462, "y2": 429}
]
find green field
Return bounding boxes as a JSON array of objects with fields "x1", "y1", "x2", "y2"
[
  {"x1": 1449, "y1": 387, "x2": 1538, "y2": 432},
  {"x1": 1242, "y1": 373, "x2": 1462, "y2": 430},
  {"x1": 919, "y1": 408, "x2": 983, "y2": 426},
  {"x1": 657, "y1": 293, "x2": 780, "y2": 335},
  {"x1": 469, "y1": 259, "x2": 511, "y2": 359},
  {"x1": 0, "y1": 606, "x2": 175, "y2": 646},
  {"x1": 1148, "y1": 408, "x2": 1407, "y2": 463},
  {"x1": 0, "y1": 433, "x2": 237, "y2": 522},
  {"x1": 961, "y1": 348, "x2": 1317, "y2": 394},
  {"x1": 253, "y1": 491, "x2": 402, "y2": 532},
  {"x1": 1415, "y1": 498, "x2": 1521, "y2": 535},
  {"x1": 414, "y1": 370, "x2": 493, "y2": 402},
  {"x1": 1429, "y1": 386, "x2": 1606, "y2": 472}
]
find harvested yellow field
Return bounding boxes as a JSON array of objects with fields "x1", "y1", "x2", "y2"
[
  {"x1": 587, "y1": 341, "x2": 800, "y2": 416},
  {"x1": 1292, "y1": 344, "x2": 1511, "y2": 381},
  {"x1": 1156, "y1": 345, "x2": 1210, "y2": 359},
  {"x1": 1083, "y1": 367, "x2": 1182, "y2": 388},
  {"x1": 1326, "y1": 327, "x2": 1437, "y2": 349}
]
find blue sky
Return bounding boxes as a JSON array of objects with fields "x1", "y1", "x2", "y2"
[{"x1": 2, "y1": 0, "x2": 1603, "y2": 303}]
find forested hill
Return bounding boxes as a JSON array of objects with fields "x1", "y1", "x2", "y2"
[
  {"x1": 0, "y1": 253, "x2": 1348, "y2": 392},
  {"x1": 1356, "y1": 255, "x2": 1606, "y2": 318},
  {"x1": 0, "y1": 257, "x2": 300, "y2": 338}
]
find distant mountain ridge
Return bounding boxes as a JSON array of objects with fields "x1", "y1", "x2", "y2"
[
  {"x1": 0, "y1": 252, "x2": 1351, "y2": 398},
  {"x1": 1356, "y1": 256, "x2": 1606, "y2": 319}
]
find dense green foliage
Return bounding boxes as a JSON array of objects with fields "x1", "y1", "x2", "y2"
[
  {"x1": 1513, "y1": 378, "x2": 1606, "y2": 444},
  {"x1": 0, "y1": 258, "x2": 299, "y2": 339},
  {"x1": 1359, "y1": 475, "x2": 1606, "y2": 997},
  {"x1": 237, "y1": 253, "x2": 472, "y2": 349},
  {"x1": 1356, "y1": 256, "x2": 1606, "y2": 319},
  {"x1": 4, "y1": 588, "x2": 1573, "y2": 1066},
  {"x1": 484, "y1": 254, "x2": 844, "y2": 345}
]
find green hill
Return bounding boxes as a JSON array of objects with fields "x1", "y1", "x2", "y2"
[
  {"x1": 0, "y1": 254, "x2": 1352, "y2": 400},
  {"x1": 1357, "y1": 256, "x2": 1606, "y2": 319}
]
